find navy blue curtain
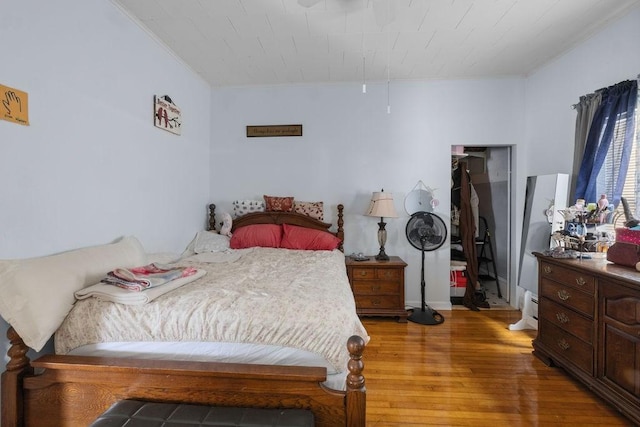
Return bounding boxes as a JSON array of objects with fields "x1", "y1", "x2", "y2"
[{"x1": 574, "y1": 79, "x2": 638, "y2": 207}]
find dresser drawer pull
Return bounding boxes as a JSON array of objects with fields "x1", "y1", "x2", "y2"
[
  {"x1": 371, "y1": 285, "x2": 381, "y2": 292},
  {"x1": 557, "y1": 339, "x2": 570, "y2": 351},
  {"x1": 557, "y1": 289, "x2": 570, "y2": 301},
  {"x1": 372, "y1": 299, "x2": 381, "y2": 306},
  {"x1": 359, "y1": 271, "x2": 368, "y2": 277},
  {"x1": 575, "y1": 277, "x2": 586, "y2": 287},
  {"x1": 556, "y1": 312, "x2": 570, "y2": 324},
  {"x1": 543, "y1": 266, "x2": 552, "y2": 274}
]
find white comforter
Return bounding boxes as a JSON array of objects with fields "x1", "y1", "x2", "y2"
[{"x1": 55, "y1": 248, "x2": 368, "y2": 371}]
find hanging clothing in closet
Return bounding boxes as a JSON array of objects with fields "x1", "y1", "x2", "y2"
[
  {"x1": 451, "y1": 160, "x2": 486, "y2": 310},
  {"x1": 451, "y1": 160, "x2": 480, "y2": 240}
]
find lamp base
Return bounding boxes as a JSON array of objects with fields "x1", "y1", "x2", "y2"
[
  {"x1": 375, "y1": 251, "x2": 390, "y2": 261},
  {"x1": 408, "y1": 307, "x2": 445, "y2": 325},
  {"x1": 376, "y1": 219, "x2": 389, "y2": 261}
]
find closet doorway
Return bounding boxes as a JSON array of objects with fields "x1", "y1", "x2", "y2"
[{"x1": 451, "y1": 145, "x2": 512, "y2": 306}]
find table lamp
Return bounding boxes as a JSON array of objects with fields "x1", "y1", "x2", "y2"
[{"x1": 365, "y1": 189, "x2": 398, "y2": 261}]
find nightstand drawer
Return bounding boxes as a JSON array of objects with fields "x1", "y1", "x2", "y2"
[
  {"x1": 351, "y1": 267, "x2": 402, "y2": 281},
  {"x1": 376, "y1": 269, "x2": 401, "y2": 281},
  {"x1": 355, "y1": 295, "x2": 401, "y2": 310},
  {"x1": 351, "y1": 267, "x2": 376, "y2": 280},
  {"x1": 352, "y1": 281, "x2": 400, "y2": 295}
]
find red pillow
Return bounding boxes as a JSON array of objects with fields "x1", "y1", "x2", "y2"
[
  {"x1": 281, "y1": 223, "x2": 341, "y2": 251},
  {"x1": 230, "y1": 224, "x2": 282, "y2": 249},
  {"x1": 263, "y1": 195, "x2": 294, "y2": 212}
]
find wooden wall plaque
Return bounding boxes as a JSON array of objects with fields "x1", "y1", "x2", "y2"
[{"x1": 246, "y1": 124, "x2": 302, "y2": 137}]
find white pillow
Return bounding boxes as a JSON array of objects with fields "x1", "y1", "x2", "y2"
[
  {"x1": 0, "y1": 236, "x2": 147, "y2": 351},
  {"x1": 232, "y1": 199, "x2": 265, "y2": 218},
  {"x1": 193, "y1": 231, "x2": 231, "y2": 253}
]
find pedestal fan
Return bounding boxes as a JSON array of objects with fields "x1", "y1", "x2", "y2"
[{"x1": 406, "y1": 211, "x2": 447, "y2": 325}]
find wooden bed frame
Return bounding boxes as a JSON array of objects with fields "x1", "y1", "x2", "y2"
[{"x1": 2, "y1": 203, "x2": 365, "y2": 427}]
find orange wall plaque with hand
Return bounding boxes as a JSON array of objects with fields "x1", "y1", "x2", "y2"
[{"x1": 1, "y1": 84, "x2": 29, "y2": 126}]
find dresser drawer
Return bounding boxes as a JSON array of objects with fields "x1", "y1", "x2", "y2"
[
  {"x1": 355, "y1": 294, "x2": 401, "y2": 310},
  {"x1": 539, "y1": 319, "x2": 594, "y2": 375},
  {"x1": 539, "y1": 297, "x2": 594, "y2": 344},
  {"x1": 352, "y1": 281, "x2": 400, "y2": 295},
  {"x1": 540, "y1": 277, "x2": 594, "y2": 317},
  {"x1": 539, "y1": 261, "x2": 595, "y2": 294}
]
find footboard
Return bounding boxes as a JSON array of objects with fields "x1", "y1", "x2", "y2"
[{"x1": 2, "y1": 329, "x2": 366, "y2": 427}]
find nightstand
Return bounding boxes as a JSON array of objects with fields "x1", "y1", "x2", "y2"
[{"x1": 345, "y1": 256, "x2": 408, "y2": 322}]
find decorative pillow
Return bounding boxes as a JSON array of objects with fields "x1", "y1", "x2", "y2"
[
  {"x1": 0, "y1": 236, "x2": 147, "y2": 351},
  {"x1": 263, "y1": 195, "x2": 294, "y2": 212},
  {"x1": 293, "y1": 201, "x2": 324, "y2": 221},
  {"x1": 280, "y1": 223, "x2": 341, "y2": 251},
  {"x1": 230, "y1": 224, "x2": 283, "y2": 249},
  {"x1": 232, "y1": 200, "x2": 265, "y2": 218},
  {"x1": 193, "y1": 231, "x2": 231, "y2": 253},
  {"x1": 220, "y1": 212, "x2": 233, "y2": 237}
]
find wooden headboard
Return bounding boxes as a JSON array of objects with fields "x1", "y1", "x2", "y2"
[{"x1": 208, "y1": 203, "x2": 345, "y2": 252}]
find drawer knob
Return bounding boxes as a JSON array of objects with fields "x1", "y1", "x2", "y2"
[
  {"x1": 372, "y1": 299, "x2": 381, "y2": 306},
  {"x1": 557, "y1": 289, "x2": 570, "y2": 301},
  {"x1": 557, "y1": 339, "x2": 570, "y2": 351},
  {"x1": 556, "y1": 312, "x2": 570, "y2": 324},
  {"x1": 543, "y1": 266, "x2": 552, "y2": 274},
  {"x1": 371, "y1": 285, "x2": 381, "y2": 292},
  {"x1": 575, "y1": 277, "x2": 586, "y2": 287},
  {"x1": 359, "y1": 271, "x2": 367, "y2": 276}
]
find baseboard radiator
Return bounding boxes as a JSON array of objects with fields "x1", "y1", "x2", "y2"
[{"x1": 509, "y1": 288, "x2": 538, "y2": 331}]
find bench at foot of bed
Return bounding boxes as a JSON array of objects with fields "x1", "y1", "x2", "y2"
[{"x1": 90, "y1": 400, "x2": 314, "y2": 426}]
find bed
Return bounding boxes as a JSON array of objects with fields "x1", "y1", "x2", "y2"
[{"x1": 1, "y1": 202, "x2": 367, "y2": 426}]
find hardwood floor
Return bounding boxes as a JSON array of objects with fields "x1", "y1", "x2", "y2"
[{"x1": 361, "y1": 310, "x2": 633, "y2": 426}]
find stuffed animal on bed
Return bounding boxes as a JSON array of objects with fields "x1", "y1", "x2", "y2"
[{"x1": 220, "y1": 212, "x2": 233, "y2": 237}]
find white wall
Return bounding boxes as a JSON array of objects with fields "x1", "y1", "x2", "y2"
[
  {"x1": 210, "y1": 78, "x2": 525, "y2": 310},
  {"x1": 0, "y1": 0, "x2": 211, "y2": 378}
]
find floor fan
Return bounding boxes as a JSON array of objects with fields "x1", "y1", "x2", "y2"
[{"x1": 405, "y1": 211, "x2": 447, "y2": 325}]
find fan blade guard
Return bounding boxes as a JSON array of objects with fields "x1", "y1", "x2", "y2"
[{"x1": 405, "y1": 211, "x2": 447, "y2": 251}]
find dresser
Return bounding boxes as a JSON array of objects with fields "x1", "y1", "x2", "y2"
[
  {"x1": 533, "y1": 253, "x2": 640, "y2": 424},
  {"x1": 345, "y1": 256, "x2": 408, "y2": 322}
]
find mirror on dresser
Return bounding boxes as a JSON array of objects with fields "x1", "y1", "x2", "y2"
[
  {"x1": 518, "y1": 173, "x2": 569, "y2": 295},
  {"x1": 511, "y1": 174, "x2": 569, "y2": 331}
]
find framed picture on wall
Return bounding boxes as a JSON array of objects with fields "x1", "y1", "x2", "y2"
[{"x1": 154, "y1": 95, "x2": 181, "y2": 135}]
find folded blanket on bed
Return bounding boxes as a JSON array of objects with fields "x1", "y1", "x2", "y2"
[
  {"x1": 75, "y1": 269, "x2": 206, "y2": 305},
  {"x1": 103, "y1": 263, "x2": 198, "y2": 291}
]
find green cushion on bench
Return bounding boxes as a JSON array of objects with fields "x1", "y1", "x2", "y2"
[{"x1": 90, "y1": 400, "x2": 315, "y2": 427}]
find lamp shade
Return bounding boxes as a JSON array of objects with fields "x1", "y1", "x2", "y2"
[{"x1": 366, "y1": 191, "x2": 398, "y2": 218}]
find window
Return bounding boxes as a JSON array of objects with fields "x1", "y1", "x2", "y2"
[{"x1": 605, "y1": 91, "x2": 640, "y2": 227}]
